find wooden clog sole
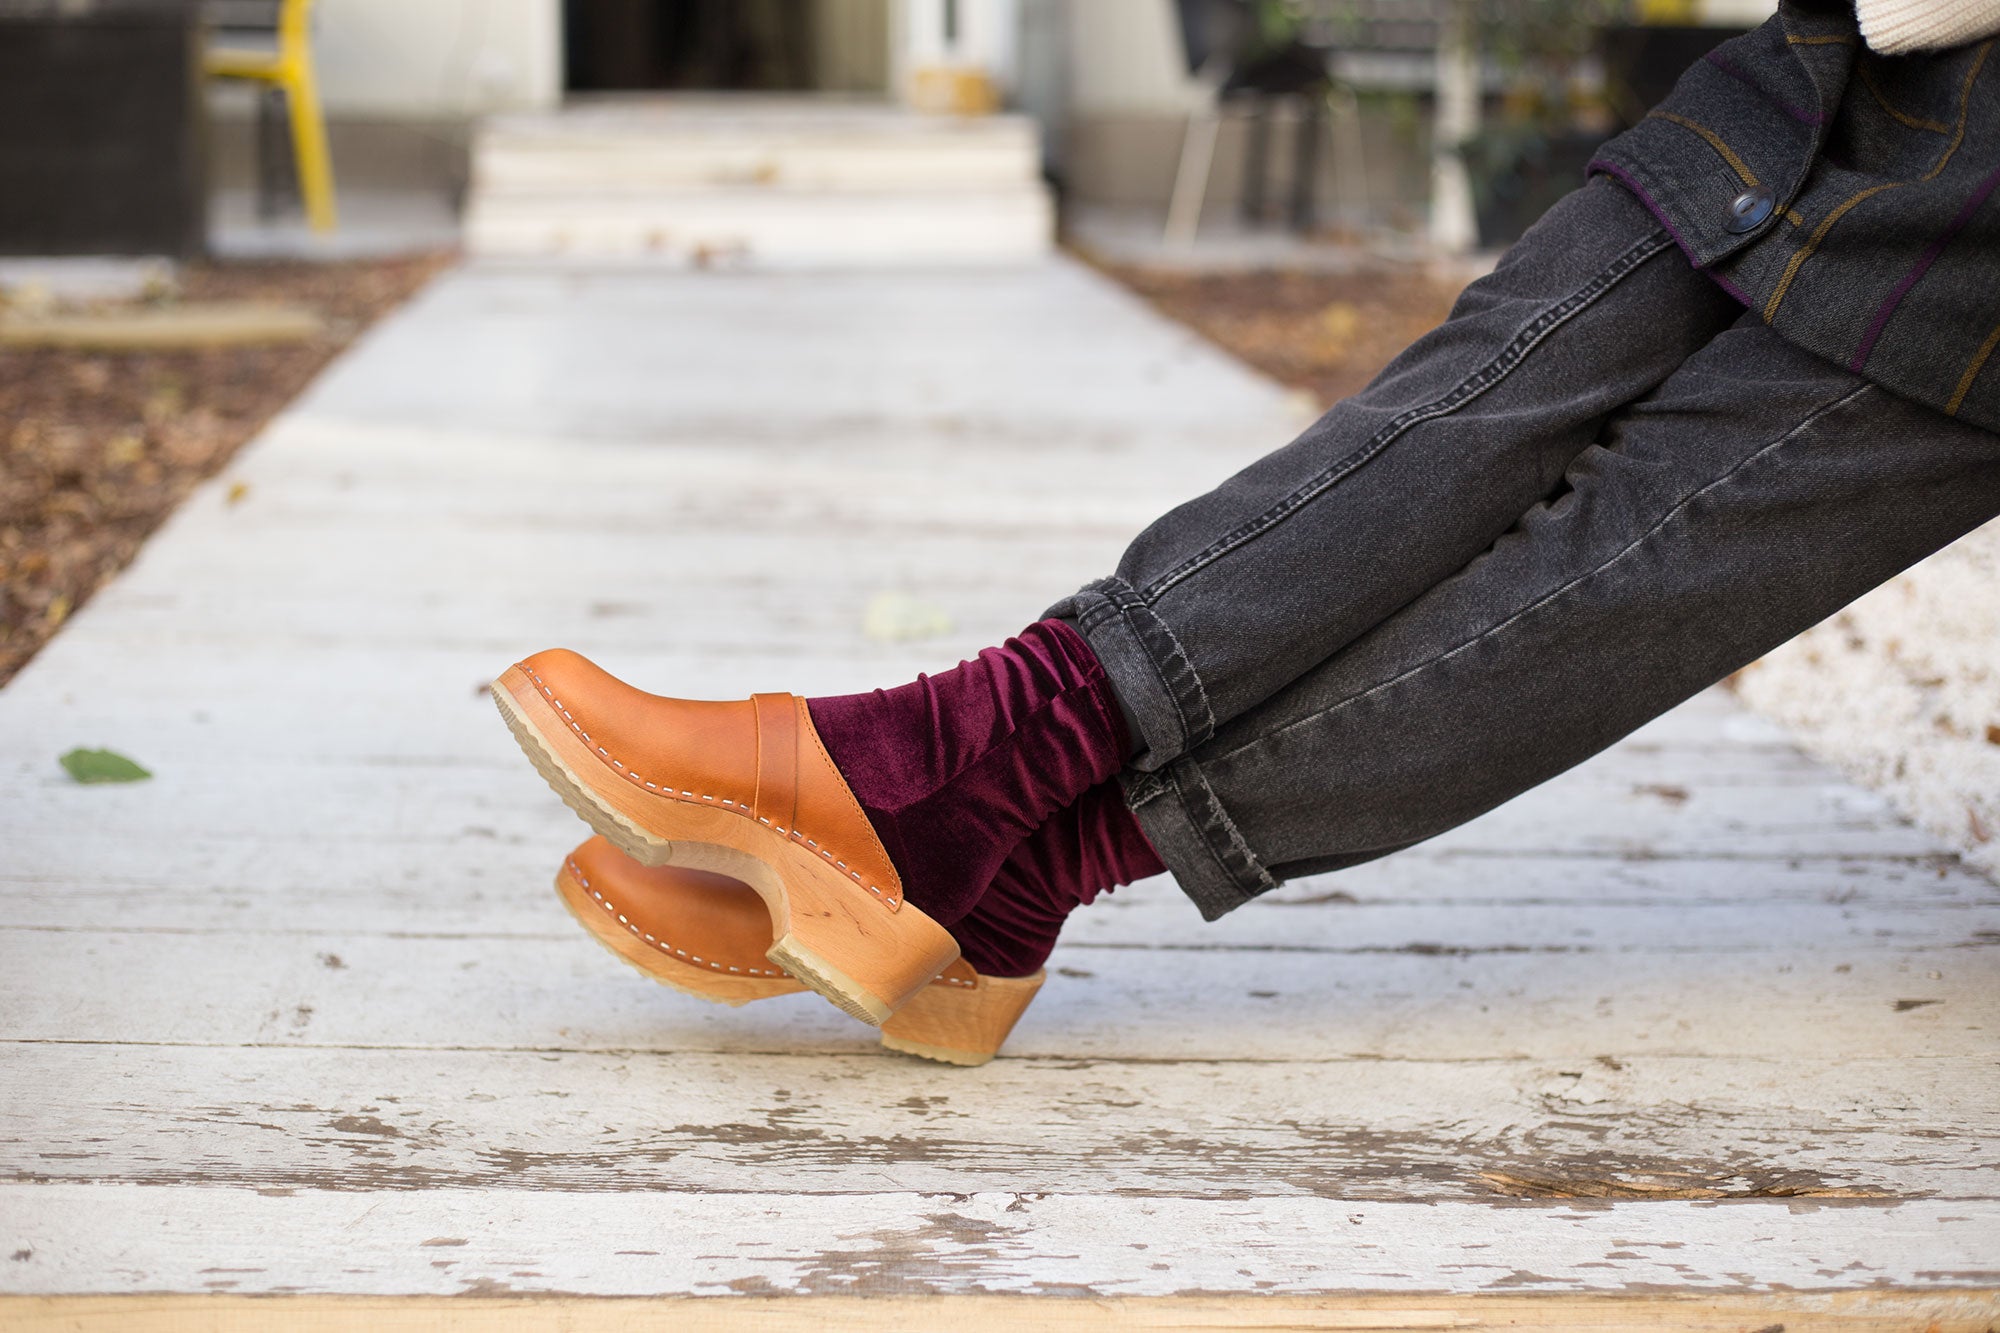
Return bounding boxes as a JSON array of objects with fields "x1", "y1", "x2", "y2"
[
  {"x1": 493, "y1": 670, "x2": 957, "y2": 1027},
  {"x1": 554, "y1": 860, "x2": 1044, "y2": 1066}
]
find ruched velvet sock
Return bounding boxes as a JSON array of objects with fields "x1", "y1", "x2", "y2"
[
  {"x1": 806, "y1": 619, "x2": 1132, "y2": 926},
  {"x1": 951, "y1": 779, "x2": 1167, "y2": 978}
]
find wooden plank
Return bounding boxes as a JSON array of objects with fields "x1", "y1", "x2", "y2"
[
  {"x1": 171, "y1": 423, "x2": 1289, "y2": 523},
  {"x1": 4, "y1": 1045, "x2": 1992, "y2": 1201},
  {"x1": 282, "y1": 267, "x2": 1294, "y2": 442},
  {"x1": 2, "y1": 859, "x2": 1986, "y2": 940},
  {"x1": 4, "y1": 1185, "x2": 1995, "y2": 1297},
  {"x1": 2, "y1": 863, "x2": 1988, "y2": 946},
  {"x1": 0, "y1": 712, "x2": 1951, "y2": 855},
  {"x1": 9, "y1": 1290, "x2": 2000, "y2": 1332},
  {"x1": 1, "y1": 931, "x2": 1990, "y2": 1060},
  {"x1": 0, "y1": 644, "x2": 1797, "y2": 768},
  {"x1": 0, "y1": 633, "x2": 1797, "y2": 768},
  {"x1": 0, "y1": 303, "x2": 323, "y2": 350},
  {"x1": 7, "y1": 1290, "x2": 2000, "y2": 1332},
  {"x1": 0, "y1": 770, "x2": 1948, "y2": 862}
]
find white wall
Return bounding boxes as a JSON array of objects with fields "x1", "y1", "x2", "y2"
[
  {"x1": 308, "y1": 0, "x2": 562, "y2": 116},
  {"x1": 1065, "y1": 0, "x2": 1203, "y2": 114}
]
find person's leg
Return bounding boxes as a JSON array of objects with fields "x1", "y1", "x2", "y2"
[
  {"x1": 1051, "y1": 176, "x2": 1744, "y2": 772},
  {"x1": 1118, "y1": 320, "x2": 2000, "y2": 919}
]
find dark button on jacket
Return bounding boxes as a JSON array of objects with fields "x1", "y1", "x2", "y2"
[
  {"x1": 1726, "y1": 185, "x2": 1777, "y2": 232},
  {"x1": 1589, "y1": 0, "x2": 2000, "y2": 433}
]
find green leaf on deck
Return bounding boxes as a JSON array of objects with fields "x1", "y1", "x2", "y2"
[{"x1": 59, "y1": 748, "x2": 152, "y2": 784}]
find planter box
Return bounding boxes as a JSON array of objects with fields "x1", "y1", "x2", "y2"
[{"x1": 0, "y1": 0, "x2": 207, "y2": 257}]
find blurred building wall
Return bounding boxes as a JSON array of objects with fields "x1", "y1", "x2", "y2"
[
  {"x1": 1066, "y1": 0, "x2": 1202, "y2": 116},
  {"x1": 309, "y1": 0, "x2": 563, "y2": 115}
]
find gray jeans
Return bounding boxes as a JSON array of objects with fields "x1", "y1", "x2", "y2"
[{"x1": 1050, "y1": 177, "x2": 2000, "y2": 920}]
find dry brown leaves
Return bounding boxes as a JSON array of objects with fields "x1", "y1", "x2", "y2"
[{"x1": 0, "y1": 253, "x2": 452, "y2": 686}]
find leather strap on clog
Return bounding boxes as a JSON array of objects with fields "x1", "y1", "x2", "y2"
[{"x1": 751, "y1": 692, "x2": 800, "y2": 835}]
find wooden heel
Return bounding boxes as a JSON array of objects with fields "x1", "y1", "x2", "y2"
[
  {"x1": 879, "y1": 968, "x2": 1045, "y2": 1066},
  {"x1": 764, "y1": 840, "x2": 961, "y2": 1025}
]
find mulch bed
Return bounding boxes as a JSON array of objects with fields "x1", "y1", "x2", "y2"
[
  {"x1": 1085, "y1": 257, "x2": 1467, "y2": 409},
  {"x1": 0, "y1": 253, "x2": 452, "y2": 686}
]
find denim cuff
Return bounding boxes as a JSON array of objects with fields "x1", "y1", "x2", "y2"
[
  {"x1": 1046, "y1": 576, "x2": 1216, "y2": 773},
  {"x1": 1121, "y1": 759, "x2": 1278, "y2": 922}
]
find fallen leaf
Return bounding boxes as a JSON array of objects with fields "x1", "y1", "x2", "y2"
[
  {"x1": 58, "y1": 747, "x2": 152, "y2": 784},
  {"x1": 225, "y1": 481, "x2": 250, "y2": 506},
  {"x1": 862, "y1": 591, "x2": 952, "y2": 644},
  {"x1": 1319, "y1": 300, "x2": 1361, "y2": 342}
]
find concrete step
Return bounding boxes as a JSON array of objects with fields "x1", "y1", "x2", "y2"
[
  {"x1": 465, "y1": 97, "x2": 1054, "y2": 266},
  {"x1": 475, "y1": 98, "x2": 1042, "y2": 195},
  {"x1": 464, "y1": 187, "x2": 1054, "y2": 267}
]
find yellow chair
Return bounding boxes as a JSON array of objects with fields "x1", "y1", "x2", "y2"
[{"x1": 205, "y1": 0, "x2": 336, "y2": 233}]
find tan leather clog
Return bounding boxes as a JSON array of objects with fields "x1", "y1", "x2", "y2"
[
  {"x1": 557, "y1": 836, "x2": 1045, "y2": 1066},
  {"x1": 493, "y1": 649, "x2": 960, "y2": 1025}
]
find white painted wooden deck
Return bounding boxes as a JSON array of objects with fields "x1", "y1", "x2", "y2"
[{"x1": 2, "y1": 257, "x2": 1996, "y2": 1318}]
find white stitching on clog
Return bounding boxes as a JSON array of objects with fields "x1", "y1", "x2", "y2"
[
  {"x1": 525, "y1": 665, "x2": 901, "y2": 907},
  {"x1": 566, "y1": 858, "x2": 788, "y2": 978}
]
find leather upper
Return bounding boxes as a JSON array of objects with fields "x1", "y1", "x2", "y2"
[
  {"x1": 518, "y1": 649, "x2": 906, "y2": 909},
  {"x1": 567, "y1": 836, "x2": 991, "y2": 992},
  {"x1": 566, "y1": 836, "x2": 797, "y2": 978}
]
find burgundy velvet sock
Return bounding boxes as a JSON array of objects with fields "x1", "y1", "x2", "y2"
[
  {"x1": 807, "y1": 619, "x2": 1131, "y2": 926},
  {"x1": 951, "y1": 779, "x2": 1166, "y2": 978}
]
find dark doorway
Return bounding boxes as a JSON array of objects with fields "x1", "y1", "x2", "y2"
[{"x1": 564, "y1": 0, "x2": 818, "y2": 92}]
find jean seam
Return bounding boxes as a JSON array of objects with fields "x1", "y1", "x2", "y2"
[
  {"x1": 1078, "y1": 579, "x2": 1186, "y2": 754},
  {"x1": 1165, "y1": 760, "x2": 1279, "y2": 900},
  {"x1": 1088, "y1": 575, "x2": 1216, "y2": 754},
  {"x1": 1075, "y1": 597, "x2": 1122, "y2": 635},
  {"x1": 1138, "y1": 230, "x2": 1676, "y2": 602},
  {"x1": 1208, "y1": 381, "x2": 1878, "y2": 767},
  {"x1": 1116, "y1": 588, "x2": 1215, "y2": 751}
]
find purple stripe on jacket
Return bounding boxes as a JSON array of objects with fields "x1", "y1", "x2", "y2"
[{"x1": 1849, "y1": 162, "x2": 2000, "y2": 373}]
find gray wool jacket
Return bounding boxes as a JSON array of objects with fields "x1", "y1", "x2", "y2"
[{"x1": 1589, "y1": 0, "x2": 2000, "y2": 433}]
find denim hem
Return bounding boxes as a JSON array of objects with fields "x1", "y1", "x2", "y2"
[
  {"x1": 1121, "y1": 760, "x2": 1278, "y2": 922},
  {"x1": 1047, "y1": 576, "x2": 1215, "y2": 771}
]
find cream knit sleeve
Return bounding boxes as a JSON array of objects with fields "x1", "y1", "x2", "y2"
[{"x1": 1854, "y1": 0, "x2": 2000, "y2": 53}]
